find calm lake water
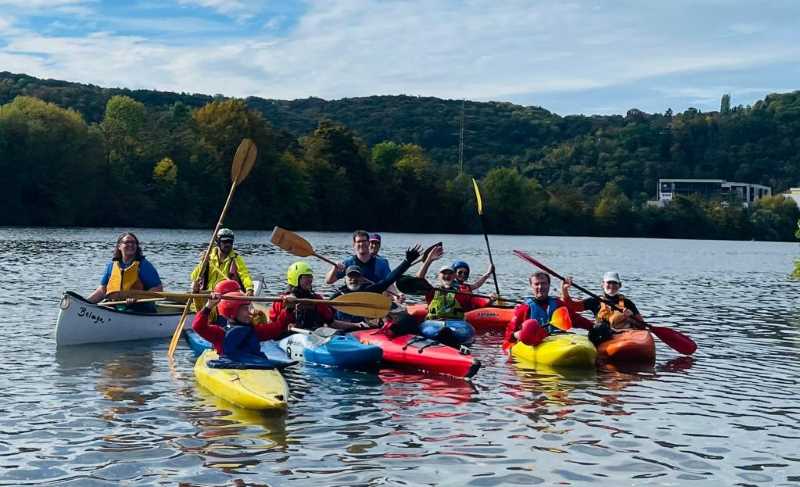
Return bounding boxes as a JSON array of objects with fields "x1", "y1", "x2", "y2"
[{"x1": 1, "y1": 227, "x2": 799, "y2": 486}]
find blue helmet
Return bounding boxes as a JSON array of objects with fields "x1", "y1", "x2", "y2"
[{"x1": 452, "y1": 260, "x2": 470, "y2": 274}]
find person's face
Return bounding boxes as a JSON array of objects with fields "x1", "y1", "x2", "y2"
[
  {"x1": 346, "y1": 273, "x2": 361, "y2": 290},
  {"x1": 603, "y1": 280, "x2": 620, "y2": 295},
  {"x1": 236, "y1": 303, "x2": 252, "y2": 323},
  {"x1": 118, "y1": 236, "x2": 138, "y2": 259},
  {"x1": 298, "y1": 274, "x2": 313, "y2": 291},
  {"x1": 530, "y1": 275, "x2": 550, "y2": 300},
  {"x1": 438, "y1": 270, "x2": 455, "y2": 286},
  {"x1": 455, "y1": 268, "x2": 469, "y2": 282},
  {"x1": 218, "y1": 238, "x2": 234, "y2": 253},
  {"x1": 369, "y1": 240, "x2": 380, "y2": 255},
  {"x1": 353, "y1": 236, "x2": 370, "y2": 257}
]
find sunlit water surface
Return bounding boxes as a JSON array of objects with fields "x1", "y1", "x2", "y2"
[{"x1": 1, "y1": 228, "x2": 799, "y2": 486}]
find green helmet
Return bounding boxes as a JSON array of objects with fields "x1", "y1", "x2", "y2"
[
  {"x1": 287, "y1": 261, "x2": 313, "y2": 287},
  {"x1": 216, "y1": 228, "x2": 235, "y2": 241}
]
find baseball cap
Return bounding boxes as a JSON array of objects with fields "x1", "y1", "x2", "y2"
[
  {"x1": 438, "y1": 265, "x2": 455, "y2": 274},
  {"x1": 345, "y1": 265, "x2": 363, "y2": 276},
  {"x1": 369, "y1": 233, "x2": 381, "y2": 242}
]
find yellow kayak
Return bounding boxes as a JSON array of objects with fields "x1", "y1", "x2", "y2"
[
  {"x1": 511, "y1": 333, "x2": 597, "y2": 368},
  {"x1": 194, "y1": 350, "x2": 289, "y2": 411}
]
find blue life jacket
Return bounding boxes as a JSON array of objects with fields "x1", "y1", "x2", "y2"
[
  {"x1": 222, "y1": 323, "x2": 262, "y2": 360},
  {"x1": 524, "y1": 297, "x2": 562, "y2": 334}
]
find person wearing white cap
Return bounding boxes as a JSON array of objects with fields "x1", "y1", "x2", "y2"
[{"x1": 561, "y1": 271, "x2": 643, "y2": 344}]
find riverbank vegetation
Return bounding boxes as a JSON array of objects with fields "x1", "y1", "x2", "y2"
[{"x1": 2, "y1": 72, "x2": 799, "y2": 240}]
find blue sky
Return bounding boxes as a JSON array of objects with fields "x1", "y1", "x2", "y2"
[{"x1": 0, "y1": 0, "x2": 798, "y2": 115}]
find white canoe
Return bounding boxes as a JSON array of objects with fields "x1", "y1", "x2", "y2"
[{"x1": 55, "y1": 291, "x2": 194, "y2": 347}]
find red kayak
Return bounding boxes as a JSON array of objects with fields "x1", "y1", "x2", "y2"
[
  {"x1": 351, "y1": 330, "x2": 481, "y2": 378},
  {"x1": 597, "y1": 329, "x2": 656, "y2": 364}
]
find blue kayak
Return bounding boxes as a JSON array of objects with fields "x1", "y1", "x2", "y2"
[
  {"x1": 278, "y1": 332, "x2": 382, "y2": 369},
  {"x1": 184, "y1": 329, "x2": 381, "y2": 369},
  {"x1": 183, "y1": 330, "x2": 296, "y2": 368},
  {"x1": 420, "y1": 320, "x2": 475, "y2": 346}
]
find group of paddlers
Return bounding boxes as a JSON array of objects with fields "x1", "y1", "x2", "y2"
[{"x1": 88, "y1": 229, "x2": 644, "y2": 362}]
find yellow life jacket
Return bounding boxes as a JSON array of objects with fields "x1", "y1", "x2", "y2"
[
  {"x1": 106, "y1": 260, "x2": 143, "y2": 297},
  {"x1": 427, "y1": 288, "x2": 463, "y2": 320},
  {"x1": 597, "y1": 294, "x2": 627, "y2": 328}
]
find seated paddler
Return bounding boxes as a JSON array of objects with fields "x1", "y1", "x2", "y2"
[
  {"x1": 270, "y1": 261, "x2": 362, "y2": 333},
  {"x1": 192, "y1": 280, "x2": 279, "y2": 360},
  {"x1": 332, "y1": 244, "x2": 421, "y2": 324},
  {"x1": 87, "y1": 232, "x2": 162, "y2": 312},
  {"x1": 503, "y1": 271, "x2": 592, "y2": 350}
]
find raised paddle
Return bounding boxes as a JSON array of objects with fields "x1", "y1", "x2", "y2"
[
  {"x1": 167, "y1": 138, "x2": 258, "y2": 359},
  {"x1": 512, "y1": 250, "x2": 697, "y2": 355},
  {"x1": 124, "y1": 290, "x2": 392, "y2": 320},
  {"x1": 270, "y1": 226, "x2": 338, "y2": 266},
  {"x1": 472, "y1": 178, "x2": 501, "y2": 298}
]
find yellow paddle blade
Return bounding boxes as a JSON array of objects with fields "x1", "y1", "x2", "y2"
[
  {"x1": 329, "y1": 292, "x2": 391, "y2": 319},
  {"x1": 549, "y1": 306, "x2": 573, "y2": 331},
  {"x1": 472, "y1": 178, "x2": 484, "y2": 215},
  {"x1": 231, "y1": 138, "x2": 257, "y2": 183},
  {"x1": 270, "y1": 226, "x2": 315, "y2": 257}
]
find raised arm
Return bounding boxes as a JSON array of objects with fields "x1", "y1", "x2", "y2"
[{"x1": 416, "y1": 244, "x2": 443, "y2": 279}]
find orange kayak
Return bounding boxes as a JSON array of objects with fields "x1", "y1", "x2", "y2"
[
  {"x1": 405, "y1": 303, "x2": 514, "y2": 331},
  {"x1": 463, "y1": 307, "x2": 515, "y2": 330},
  {"x1": 597, "y1": 329, "x2": 656, "y2": 364}
]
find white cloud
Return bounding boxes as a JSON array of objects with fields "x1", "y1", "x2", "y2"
[{"x1": 0, "y1": 0, "x2": 797, "y2": 114}]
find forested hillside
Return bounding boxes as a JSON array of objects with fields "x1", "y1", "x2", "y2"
[{"x1": 2, "y1": 71, "x2": 799, "y2": 240}]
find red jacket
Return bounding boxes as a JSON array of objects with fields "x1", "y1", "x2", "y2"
[
  {"x1": 192, "y1": 308, "x2": 285, "y2": 354},
  {"x1": 268, "y1": 292, "x2": 335, "y2": 331}
]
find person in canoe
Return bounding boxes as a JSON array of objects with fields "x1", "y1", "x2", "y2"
[
  {"x1": 332, "y1": 244, "x2": 422, "y2": 323},
  {"x1": 192, "y1": 282, "x2": 276, "y2": 362},
  {"x1": 416, "y1": 245, "x2": 494, "y2": 320},
  {"x1": 561, "y1": 271, "x2": 644, "y2": 345},
  {"x1": 451, "y1": 260, "x2": 495, "y2": 292},
  {"x1": 271, "y1": 261, "x2": 366, "y2": 332},
  {"x1": 191, "y1": 228, "x2": 254, "y2": 296},
  {"x1": 87, "y1": 232, "x2": 162, "y2": 312},
  {"x1": 503, "y1": 271, "x2": 592, "y2": 350}
]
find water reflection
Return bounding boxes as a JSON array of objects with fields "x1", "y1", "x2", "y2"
[{"x1": 6, "y1": 228, "x2": 800, "y2": 485}]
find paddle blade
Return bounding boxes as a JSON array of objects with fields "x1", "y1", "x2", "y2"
[
  {"x1": 270, "y1": 226, "x2": 314, "y2": 257},
  {"x1": 231, "y1": 138, "x2": 257, "y2": 183},
  {"x1": 650, "y1": 325, "x2": 697, "y2": 355},
  {"x1": 549, "y1": 306, "x2": 573, "y2": 331},
  {"x1": 472, "y1": 178, "x2": 484, "y2": 215},
  {"x1": 330, "y1": 292, "x2": 391, "y2": 319},
  {"x1": 395, "y1": 275, "x2": 433, "y2": 295}
]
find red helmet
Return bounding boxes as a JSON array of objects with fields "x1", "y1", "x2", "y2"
[
  {"x1": 217, "y1": 291, "x2": 250, "y2": 320},
  {"x1": 518, "y1": 319, "x2": 546, "y2": 346},
  {"x1": 214, "y1": 279, "x2": 241, "y2": 295}
]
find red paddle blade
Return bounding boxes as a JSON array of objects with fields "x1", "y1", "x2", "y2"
[
  {"x1": 650, "y1": 325, "x2": 697, "y2": 355},
  {"x1": 549, "y1": 306, "x2": 572, "y2": 331}
]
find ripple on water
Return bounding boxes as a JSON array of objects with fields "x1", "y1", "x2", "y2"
[{"x1": 2, "y1": 230, "x2": 800, "y2": 485}]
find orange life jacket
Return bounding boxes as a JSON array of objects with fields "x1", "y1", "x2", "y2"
[{"x1": 597, "y1": 294, "x2": 626, "y2": 325}]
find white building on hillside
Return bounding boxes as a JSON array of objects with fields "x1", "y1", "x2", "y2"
[{"x1": 656, "y1": 179, "x2": 771, "y2": 207}]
